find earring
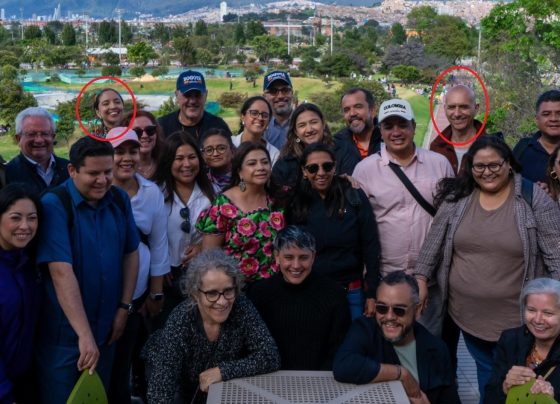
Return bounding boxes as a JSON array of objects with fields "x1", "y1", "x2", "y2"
[
  {"x1": 239, "y1": 178, "x2": 247, "y2": 192},
  {"x1": 551, "y1": 170, "x2": 558, "y2": 180},
  {"x1": 295, "y1": 138, "x2": 301, "y2": 143}
]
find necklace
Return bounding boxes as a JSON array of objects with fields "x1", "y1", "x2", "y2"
[{"x1": 528, "y1": 344, "x2": 545, "y2": 369}]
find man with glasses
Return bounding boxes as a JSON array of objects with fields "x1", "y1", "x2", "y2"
[
  {"x1": 333, "y1": 271, "x2": 459, "y2": 404},
  {"x1": 158, "y1": 70, "x2": 232, "y2": 139},
  {"x1": 6, "y1": 107, "x2": 69, "y2": 193},
  {"x1": 263, "y1": 71, "x2": 294, "y2": 149}
]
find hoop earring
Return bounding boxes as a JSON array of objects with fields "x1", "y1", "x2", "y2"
[
  {"x1": 551, "y1": 170, "x2": 559, "y2": 180},
  {"x1": 239, "y1": 178, "x2": 247, "y2": 192},
  {"x1": 295, "y1": 138, "x2": 301, "y2": 143}
]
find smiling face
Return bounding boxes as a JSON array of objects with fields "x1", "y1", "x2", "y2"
[
  {"x1": 133, "y1": 115, "x2": 157, "y2": 156},
  {"x1": 241, "y1": 100, "x2": 270, "y2": 138},
  {"x1": 379, "y1": 116, "x2": 416, "y2": 157},
  {"x1": 276, "y1": 245, "x2": 315, "y2": 285},
  {"x1": 17, "y1": 115, "x2": 55, "y2": 166},
  {"x1": 302, "y1": 151, "x2": 335, "y2": 197},
  {"x1": 171, "y1": 144, "x2": 200, "y2": 187},
  {"x1": 341, "y1": 91, "x2": 375, "y2": 135},
  {"x1": 375, "y1": 282, "x2": 420, "y2": 346},
  {"x1": 525, "y1": 293, "x2": 560, "y2": 346},
  {"x1": 471, "y1": 147, "x2": 511, "y2": 194},
  {"x1": 176, "y1": 90, "x2": 207, "y2": 126},
  {"x1": 295, "y1": 110, "x2": 325, "y2": 146},
  {"x1": 201, "y1": 134, "x2": 233, "y2": 171},
  {"x1": 113, "y1": 141, "x2": 140, "y2": 182},
  {"x1": 95, "y1": 90, "x2": 124, "y2": 129},
  {"x1": 195, "y1": 269, "x2": 236, "y2": 326},
  {"x1": 0, "y1": 198, "x2": 38, "y2": 251},
  {"x1": 238, "y1": 149, "x2": 271, "y2": 187},
  {"x1": 536, "y1": 101, "x2": 560, "y2": 139},
  {"x1": 69, "y1": 156, "x2": 114, "y2": 203},
  {"x1": 263, "y1": 81, "x2": 293, "y2": 118},
  {"x1": 444, "y1": 87, "x2": 479, "y2": 133}
]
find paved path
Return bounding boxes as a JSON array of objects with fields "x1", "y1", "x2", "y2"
[{"x1": 423, "y1": 101, "x2": 450, "y2": 149}]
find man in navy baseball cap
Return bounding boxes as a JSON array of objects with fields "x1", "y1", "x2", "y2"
[{"x1": 263, "y1": 71, "x2": 294, "y2": 149}]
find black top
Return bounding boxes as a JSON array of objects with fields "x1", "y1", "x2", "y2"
[
  {"x1": 247, "y1": 272, "x2": 351, "y2": 370},
  {"x1": 334, "y1": 124, "x2": 382, "y2": 172},
  {"x1": 5, "y1": 153, "x2": 69, "y2": 196},
  {"x1": 157, "y1": 110, "x2": 232, "y2": 139},
  {"x1": 513, "y1": 132, "x2": 550, "y2": 183}
]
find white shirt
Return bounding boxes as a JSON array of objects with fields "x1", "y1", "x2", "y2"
[
  {"x1": 232, "y1": 134, "x2": 280, "y2": 166},
  {"x1": 130, "y1": 174, "x2": 170, "y2": 299}
]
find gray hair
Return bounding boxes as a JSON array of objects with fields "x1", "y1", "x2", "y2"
[
  {"x1": 520, "y1": 278, "x2": 560, "y2": 314},
  {"x1": 182, "y1": 248, "x2": 244, "y2": 311},
  {"x1": 15, "y1": 107, "x2": 56, "y2": 135},
  {"x1": 273, "y1": 225, "x2": 316, "y2": 253}
]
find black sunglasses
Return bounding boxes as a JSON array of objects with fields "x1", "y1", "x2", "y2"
[
  {"x1": 304, "y1": 162, "x2": 336, "y2": 174},
  {"x1": 180, "y1": 207, "x2": 191, "y2": 233},
  {"x1": 375, "y1": 303, "x2": 411, "y2": 317},
  {"x1": 133, "y1": 125, "x2": 157, "y2": 137}
]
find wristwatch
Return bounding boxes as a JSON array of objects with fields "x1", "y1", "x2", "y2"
[
  {"x1": 118, "y1": 302, "x2": 134, "y2": 315},
  {"x1": 150, "y1": 292, "x2": 165, "y2": 301}
]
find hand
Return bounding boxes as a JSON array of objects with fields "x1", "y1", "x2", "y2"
[
  {"x1": 364, "y1": 298, "x2": 376, "y2": 317},
  {"x1": 409, "y1": 390, "x2": 430, "y2": 404},
  {"x1": 199, "y1": 367, "x2": 222, "y2": 392},
  {"x1": 416, "y1": 277, "x2": 428, "y2": 313},
  {"x1": 503, "y1": 366, "x2": 536, "y2": 394},
  {"x1": 339, "y1": 173, "x2": 360, "y2": 189},
  {"x1": 530, "y1": 375, "x2": 554, "y2": 397},
  {"x1": 108, "y1": 309, "x2": 128, "y2": 345},
  {"x1": 145, "y1": 296, "x2": 164, "y2": 318},
  {"x1": 401, "y1": 366, "x2": 422, "y2": 399},
  {"x1": 77, "y1": 333, "x2": 100, "y2": 375},
  {"x1": 182, "y1": 244, "x2": 201, "y2": 266}
]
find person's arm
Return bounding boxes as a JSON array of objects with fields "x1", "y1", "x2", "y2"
[
  {"x1": 49, "y1": 262, "x2": 99, "y2": 374},
  {"x1": 109, "y1": 250, "x2": 138, "y2": 344},
  {"x1": 533, "y1": 186, "x2": 560, "y2": 278},
  {"x1": 357, "y1": 189, "x2": 381, "y2": 306}
]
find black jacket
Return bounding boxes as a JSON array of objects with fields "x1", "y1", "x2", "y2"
[
  {"x1": 157, "y1": 110, "x2": 232, "y2": 140},
  {"x1": 334, "y1": 124, "x2": 382, "y2": 172},
  {"x1": 5, "y1": 153, "x2": 69, "y2": 195},
  {"x1": 485, "y1": 325, "x2": 560, "y2": 403}
]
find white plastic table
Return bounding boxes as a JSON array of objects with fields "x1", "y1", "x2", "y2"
[{"x1": 207, "y1": 370, "x2": 410, "y2": 403}]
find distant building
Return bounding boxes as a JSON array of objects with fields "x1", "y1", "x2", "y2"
[
  {"x1": 53, "y1": 3, "x2": 61, "y2": 20},
  {"x1": 220, "y1": 1, "x2": 227, "y2": 22}
]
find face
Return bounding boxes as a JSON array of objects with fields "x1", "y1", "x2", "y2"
[
  {"x1": 375, "y1": 283, "x2": 420, "y2": 346},
  {"x1": 113, "y1": 141, "x2": 140, "y2": 182},
  {"x1": 69, "y1": 156, "x2": 114, "y2": 203},
  {"x1": 471, "y1": 147, "x2": 511, "y2": 194},
  {"x1": 196, "y1": 269, "x2": 236, "y2": 326},
  {"x1": 201, "y1": 135, "x2": 233, "y2": 170},
  {"x1": 133, "y1": 116, "x2": 157, "y2": 155},
  {"x1": 0, "y1": 198, "x2": 38, "y2": 251},
  {"x1": 95, "y1": 90, "x2": 124, "y2": 129},
  {"x1": 380, "y1": 116, "x2": 416, "y2": 156},
  {"x1": 536, "y1": 101, "x2": 560, "y2": 138},
  {"x1": 176, "y1": 90, "x2": 207, "y2": 124},
  {"x1": 263, "y1": 82, "x2": 293, "y2": 118},
  {"x1": 444, "y1": 88, "x2": 479, "y2": 132},
  {"x1": 295, "y1": 110, "x2": 325, "y2": 145},
  {"x1": 172, "y1": 144, "x2": 200, "y2": 187},
  {"x1": 525, "y1": 293, "x2": 560, "y2": 345},
  {"x1": 275, "y1": 245, "x2": 315, "y2": 285},
  {"x1": 17, "y1": 116, "x2": 55, "y2": 164},
  {"x1": 341, "y1": 91, "x2": 375, "y2": 135},
  {"x1": 302, "y1": 151, "x2": 335, "y2": 196},
  {"x1": 242, "y1": 100, "x2": 270, "y2": 137},
  {"x1": 238, "y1": 150, "x2": 271, "y2": 187}
]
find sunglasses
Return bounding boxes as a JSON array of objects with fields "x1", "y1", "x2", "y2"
[
  {"x1": 304, "y1": 162, "x2": 336, "y2": 174},
  {"x1": 180, "y1": 207, "x2": 191, "y2": 233},
  {"x1": 375, "y1": 303, "x2": 412, "y2": 317},
  {"x1": 133, "y1": 126, "x2": 157, "y2": 137},
  {"x1": 201, "y1": 144, "x2": 229, "y2": 156},
  {"x1": 266, "y1": 87, "x2": 293, "y2": 96}
]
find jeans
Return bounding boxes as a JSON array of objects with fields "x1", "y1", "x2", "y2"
[
  {"x1": 462, "y1": 330, "x2": 497, "y2": 404},
  {"x1": 347, "y1": 288, "x2": 365, "y2": 320}
]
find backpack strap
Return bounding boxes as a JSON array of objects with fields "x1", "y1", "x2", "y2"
[
  {"x1": 49, "y1": 185, "x2": 74, "y2": 230},
  {"x1": 521, "y1": 177, "x2": 533, "y2": 207},
  {"x1": 388, "y1": 161, "x2": 437, "y2": 217}
]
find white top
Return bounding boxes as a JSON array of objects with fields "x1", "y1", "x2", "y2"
[
  {"x1": 232, "y1": 134, "x2": 280, "y2": 166},
  {"x1": 165, "y1": 182, "x2": 213, "y2": 267},
  {"x1": 130, "y1": 173, "x2": 170, "y2": 299}
]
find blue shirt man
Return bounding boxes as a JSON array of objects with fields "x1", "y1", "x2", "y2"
[
  {"x1": 263, "y1": 71, "x2": 294, "y2": 149},
  {"x1": 36, "y1": 136, "x2": 139, "y2": 404}
]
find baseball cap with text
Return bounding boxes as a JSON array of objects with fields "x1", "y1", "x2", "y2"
[
  {"x1": 263, "y1": 71, "x2": 292, "y2": 91},
  {"x1": 378, "y1": 99, "x2": 415, "y2": 123},
  {"x1": 176, "y1": 70, "x2": 207, "y2": 94}
]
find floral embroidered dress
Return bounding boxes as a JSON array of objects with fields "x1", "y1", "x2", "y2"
[{"x1": 196, "y1": 193, "x2": 284, "y2": 281}]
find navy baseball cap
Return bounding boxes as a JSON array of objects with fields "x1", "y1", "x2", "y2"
[
  {"x1": 176, "y1": 70, "x2": 206, "y2": 94},
  {"x1": 263, "y1": 71, "x2": 292, "y2": 91}
]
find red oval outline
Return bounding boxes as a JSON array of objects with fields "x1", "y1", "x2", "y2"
[
  {"x1": 75, "y1": 76, "x2": 137, "y2": 142},
  {"x1": 429, "y1": 66, "x2": 489, "y2": 147}
]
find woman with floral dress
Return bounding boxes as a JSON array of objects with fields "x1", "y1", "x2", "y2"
[{"x1": 197, "y1": 142, "x2": 284, "y2": 283}]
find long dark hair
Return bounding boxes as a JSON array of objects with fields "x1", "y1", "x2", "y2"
[
  {"x1": 434, "y1": 135, "x2": 522, "y2": 207},
  {"x1": 121, "y1": 110, "x2": 165, "y2": 164},
  {"x1": 228, "y1": 141, "x2": 271, "y2": 190},
  {"x1": 290, "y1": 143, "x2": 347, "y2": 223},
  {"x1": 280, "y1": 103, "x2": 333, "y2": 159},
  {"x1": 154, "y1": 131, "x2": 215, "y2": 203},
  {"x1": 238, "y1": 95, "x2": 272, "y2": 135},
  {"x1": 546, "y1": 144, "x2": 560, "y2": 200}
]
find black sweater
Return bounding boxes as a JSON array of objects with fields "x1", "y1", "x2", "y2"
[
  {"x1": 248, "y1": 272, "x2": 351, "y2": 371},
  {"x1": 157, "y1": 110, "x2": 232, "y2": 139}
]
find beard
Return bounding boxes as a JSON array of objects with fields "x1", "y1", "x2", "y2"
[
  {"x1": 348, "y1": 117, "x2": 373, "y2": 135},
  {"x1": 380, "y1": 321, "x2": 414, "y2": 344}
]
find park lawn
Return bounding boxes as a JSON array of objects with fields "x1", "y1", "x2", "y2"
[{"x1": 396, "y1": 86, "x2": 431, "y2": 146}]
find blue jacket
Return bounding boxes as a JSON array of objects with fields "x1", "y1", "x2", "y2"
[{"x1": 5, "y1": 153, "x2": 69, "y2": 195}]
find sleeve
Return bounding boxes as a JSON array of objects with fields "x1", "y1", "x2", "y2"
[
  {"x1": 195, "y1": 196, "x2": 230, "y2": 235},
  {"x1": 36, "y1": 192, "x2": 73, "y2": 265},
  {"x1": 484, "y1": 331, "x2": 514, "y2": 403},
  {"x1": 533, "y1": 186, "x2": 560, "y2": 278},
  {"x1": 336, "y1": 144, "x2": 360, "y2": 176},
  {"x1": 121, "y1": 191, "x2": 140, "y2": 254},
  {"x1": 333, "y1": 317, "x2": 381, "y2": 384},
  {"x1": 218, "y1": 299, "x2": 281, "y2": 381},
  {"x1": 0, "y1": 348, "x2": 13, "y2": 404},
  {"x1": 357, "y1": 189, "x2": 381, "y2": 298},
  {"x1": 148, "y1": 189, "x2": 170, "y2": 277},
  {"x1": 323, "y1": 287, "x2": 352, "y2": 370}
]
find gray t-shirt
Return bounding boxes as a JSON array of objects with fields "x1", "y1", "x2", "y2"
[{"x1": 394, "y1": 339, "x2": 419, "y2": 383}]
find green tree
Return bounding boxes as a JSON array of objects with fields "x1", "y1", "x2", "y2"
[
  {"x1": 44, "y1": 26, "x2": 57, "y2": 45},
  {"x1": 155, "y1": 96, "x2": 177, "y2": 118},
  {"x1": 104, "y1": 51, "x2": 120, "y2": 66},
  {"x1": 121, "y1": 20, "x2": 134, "y2": 44},
  {"x1": 194, "y1": 20, "x2": 208, "y2": 36},
  {"x1": 423, "y1": 15, "x2": 473, "y2": 61},
  {"x1": 251, "y1": 35, "x2": 287, "y2": 63},
  {"x1": 129, "y1": 66, "x2": 145, "y2": 77},
  {"x1": 392, "y1": 65, "x2": 421, "y2": 85},
  {"x1": 127, "y1": 41, "x2": 157, "y2": 66},
  {"x1": 173, "y1": 37, "x2": 197, "y2": 66},
  {"x1": 23, "y1": 25, "x2": 42, "y2": 41},
  {"x1": 101, "y1": 65, "x2": 122, "y2": 76},
  {"x1": 196, "y1": 48, "x2": 213, "y2": 66},
  {"x1": 98, "y1": 21, "x2": 117, "y2": 44},
  {"x1": 390, "y1": 23, "x2": 407, "y2": 44},
  {"x1": 0, "y1": 65, "x2": 19, "y2": 81},
  {"x1": 151, "y1": 66, "x2": 169, "y2": 77},
  {"x1": 407, "y1": 6, "x2": 438, "y2": 39},
  {"x1": 315, "y1": 53, "x2": 357, "y2": 77},
  {"x1": 245, "y1": 21, "x2": 266, "y2": 40},
  {"x1": 61, "y1": 23, "x2": 76, "y2": 46},
  {"x1": 46, "y1": 21, "x2": 64, "y2": 34},
  {"x1": 0, "y1": 78, "x2": 37, "y2": 130},
  {"x1": 0, "y1": 51, "x2": 20, "y2": 68},
  {"x1": 234, "y1": 23, "x2": 246, "y2": 45},
  {"x1": 299, "y1": 55, "x2": 317, "y2": 74},
  {"x1": 152, "y1": 23, "x2": 170, "y2": 44}
]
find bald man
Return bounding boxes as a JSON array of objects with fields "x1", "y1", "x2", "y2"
[{"x1": 430, "y1": 85, "x2": 486, "y2": 174}]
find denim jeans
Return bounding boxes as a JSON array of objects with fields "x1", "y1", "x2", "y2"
[
  {"x1": 347, "y1": 288, "x2": 365, "y2": 320},
  {"x1": 462, "y1": 330, "x2": 497, "y2": 404}
]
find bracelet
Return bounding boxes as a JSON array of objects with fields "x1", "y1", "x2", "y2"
[{"x1": 395, "y1": 365, "x2": 402, "y2": 381}]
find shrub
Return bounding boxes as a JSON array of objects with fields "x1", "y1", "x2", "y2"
[{"x1": 218, "y1": 92, "x2": 248, "y2": 109}]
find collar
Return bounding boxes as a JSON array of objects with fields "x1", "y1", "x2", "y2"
[
  {"x1": 270, "y1": 115, "x2": 291, "y2": 128},
  {"x1": 173, "y1": 182, "x2": 203, "y2": 207},
  {"x1": 379, "y1": 143, "x2": 421, "y2": 166},
  {"x1": 67, "y1": 178, "x2": 114, "y2": 209},
  {"x1": 436, "y1": 119, "x2": 486, "y2": 144},
  {"x1": 22, "y1": 153, "x2": 56, "y2": 170}
]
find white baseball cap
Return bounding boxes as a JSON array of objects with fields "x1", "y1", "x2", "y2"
[{"x1": 378, "y1": 99, "x2": 415, "y2": 123}]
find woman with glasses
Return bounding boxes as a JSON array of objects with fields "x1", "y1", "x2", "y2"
[
  {"x1": 144, "y1": 248, "x2": 280, "y2": 404},
  {"x1": 154, "y1": 132, "x2": 216, "y2": 323},
  {"x1": 197, "y1": 142, "x2": 284, "y2": 284},
  {"x1": 92, "y1": 88, "x2": 125, "y2": 138},
  {"x1": 121, "y1": 110, "x2": 165, "y2": 180},
  {"x1": 232, "y1": 96, "x2": 279, "y2": 165},
  {"x1": 414, "y1": 135, "x2": 560, "y2": 402},
  {"x1": 288, "y1": 143, "x2": 380, "y2": 320},
  {"x1": 199, "y1": 128, "x2": 235, "y2": 190}
]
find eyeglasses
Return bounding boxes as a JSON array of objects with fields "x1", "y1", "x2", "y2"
[
  {"x1": 304, "y1": 162, "x2": 336, "y2": 174},
  {"x1": 246, "y1": 110, "x2": 270, "y2": 120},
  {"x1": 22, "y1": 131, "x2": 54, "y2": 139},
  {"x1": 265, "y1": 87, "x2": 293, "y2": 96},
  {"x1": 471, "y1": 160, "x2": 506, "y2": 174},
  {"x1": 201, "y1": 144, "x2": 229, "y2": 156},
  {"x1": 198, "y1": 286, "x2": 236, "y2": 302},
  {"x1": 375, "y1": 303, "x2": 412, "y2": 317},
  {"x1": 180, "y1": 207, "x2": 190, "y2": 233},
  {"x1": 133, "y1": 125, "x2": 157, "y2": 137}
]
